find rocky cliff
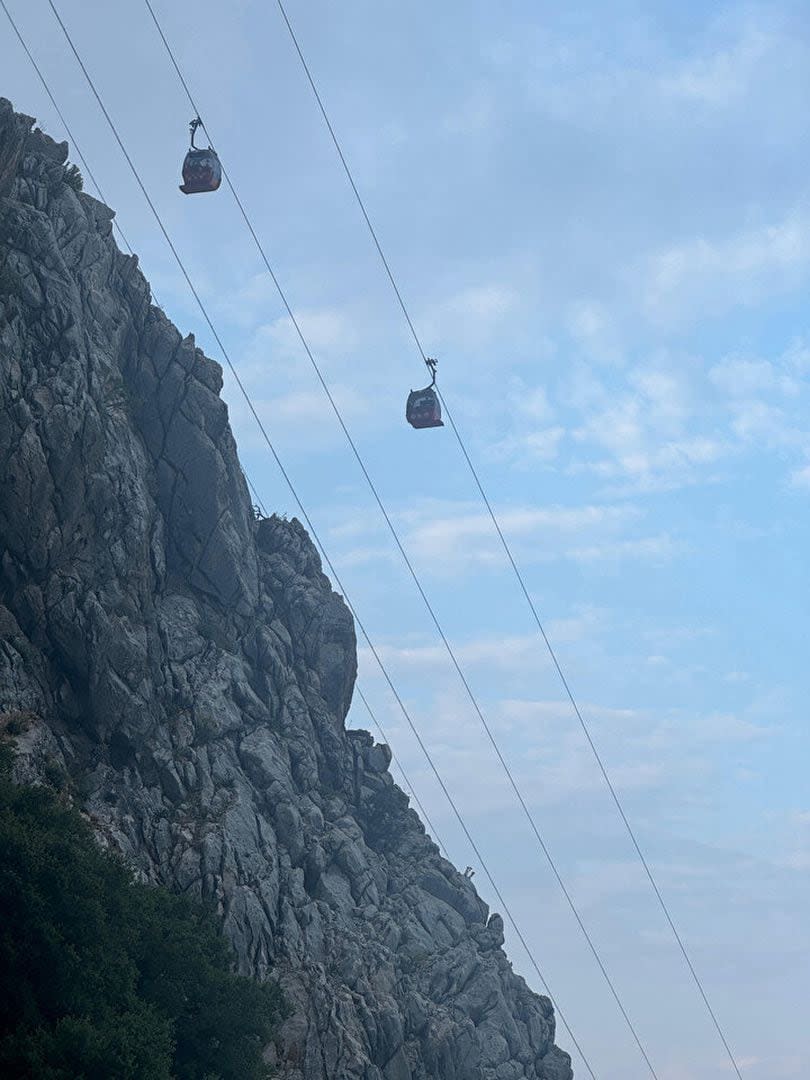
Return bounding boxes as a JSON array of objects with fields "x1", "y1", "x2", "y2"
[{"x1": 0, "y1": 97, "x2": 572, "y2": 1080}]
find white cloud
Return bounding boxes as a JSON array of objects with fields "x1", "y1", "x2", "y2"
[
  {"x1": 629, "y1": 368, "x2": 694, "y2": 429},
  {"x1": 404, "y1": 503, "x2": 631, "y2": 559},
  {"x1": 784, "y1": 338, "x2": 810, "y2": 374},
  {"x1": 328, "y1": 494, "x2": 687, "y2": 574},
  {"x1": 443, "y1": 88, "x2": 497, "y2": 135},
  {"x1": 224, "y1": 377, "x2": 372, "y2": 454},
  {"x1": 358, "y1": 614, "x2": 603, "y2": 678},
  {"x1": 569, "y1": 533, "x2": 681, "y2": 564},
  {"x1": 570, "y1": 391, "x2": 730, "y2": 492},
  {"x1": 660, "y1": 22, "x2": 776, "y2": 107},
  {"x1": 486, "y1": 380, "x2": 566, "y2": 465},
  {"x1": 565, "y1": 299, "x2": 623, "y2": 363},
  {"x1": 364, "y1": 674, "x2": 784, "y2": 825},
  {"x1": 334, "y1": 544, "x2": 399, "y2": 569},
  {"x1": 403, "y1": 501, "x2": 683, "y2": 572},
  {"x1": 643, "y1": 210, "x2": 810, "y2": 325},
  {"x1": 728, "y1": 400, "x2": 788, "y2": 445},
  {"x1": 512, "y1": 426, "x2": 566, "y2": 462},
  {"x1": 789, "y1": 464, "x2": 810, "y2": 490},
  {"x1": 420, "y1": 283, "x2": 519, "y2": 346},
  {"x1": 514, "y1": 383, "x2": 553, "y2": 422},
  {"x1": 555, "y1": 339, "x2": 810, "y2": 495},
  {"x1": 709, "y1": 357, "x2": 799, "y2": 399},
  {"x1": 252, "y1": 308, "x2": 359, "y2": 356},
  {"x1": 724, "y1": 671, "x2": 751, "y2": 685},
  {"x1": 702, "y1": 346, "x2": 810, "y2": 464},
  {"x1": 696, "y1": 711, "x2": 774, "y2": 743}
]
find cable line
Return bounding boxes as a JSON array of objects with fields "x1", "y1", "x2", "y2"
[
  {"x1": 0, "y1": 0, "x2": 138, "y2": 266},
  {"x1": 5, "y1": 0, "x2": 447, "y2": 939},
  {"x1": 8, "y1": 0, "x2": 448, "y2": 931},
  {"x1": 354, "y1": 684, "x2": 451, "y2": 861},
  {"x1": 270, "y1": 4, "x2": 744, "y2": 1076},
  {"x1": 245, "y1": 475, "x2": 450, "y2": 859},
  {"x1": 138, "y1": 3, "x2": 658, "y2": 1074},
  {"x1": 247, "y1": 471, "x2": 450, "y2": 858},
  {"x1": 38, "y1": 3, "x2": 595, "y2": 1072}
]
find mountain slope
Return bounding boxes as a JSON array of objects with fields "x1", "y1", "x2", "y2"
[{"x1": 0, "y1": 97, "x2": 573, "y2": 1080}]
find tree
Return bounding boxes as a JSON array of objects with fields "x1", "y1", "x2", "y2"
[{"x1": 0, "y1": 743, "x2": 284, "y2": 1079}]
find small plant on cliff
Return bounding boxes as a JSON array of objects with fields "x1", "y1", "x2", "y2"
[
  {"x1": 0, "y1": 745, "x2": 284, "y2": 1078},
  {"x1": 41, "y1": 754, "x2": 67, "y2": 792},
  {"x1": 0, "y1": 709, "x2": 36, "y2": 737},
  {"x1": 193, "y1": 713, "x2": 219, "y2": 746},
  {"x1": 64, "y1": 163, "x2": 84, "y2": 192}
]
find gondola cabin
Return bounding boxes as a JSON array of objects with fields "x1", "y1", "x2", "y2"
[
  {"x1": 180, "y1": 148, "x2": 222, "y2": 194},
  {"x1": 406, "y1": 385, "x2": 443, "y2": 429},
  {"x1": 179, "y1": 118, "x2": 221, "y2": 195}
]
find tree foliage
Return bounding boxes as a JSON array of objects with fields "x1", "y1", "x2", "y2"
[{"x1": 0, "y1": 745, "x2": 284, "y2": 1079}]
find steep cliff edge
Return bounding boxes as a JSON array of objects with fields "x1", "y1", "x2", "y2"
[{"x1": 0, "y1": 98, "x2": 572, "y2": 1080}]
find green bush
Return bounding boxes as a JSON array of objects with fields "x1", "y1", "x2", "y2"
[
  {"x1": 0, "y1": 747, "x2": 283, "y2": 1078},
  {"x1": 0, "y1": 710, "x2": 35, "y2": 737}
]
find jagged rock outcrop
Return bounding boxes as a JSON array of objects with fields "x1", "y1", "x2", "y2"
[{"x1": 0, "y1": 98, "x2": 573, "y2": 1080}]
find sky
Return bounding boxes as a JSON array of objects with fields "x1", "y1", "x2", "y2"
[{"x1": 2, "y1": 1, "x2": 809, "y2": 1076}]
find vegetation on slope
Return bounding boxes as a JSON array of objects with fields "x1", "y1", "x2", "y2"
[{"x1": 0, "y1": 742, "x2": 283, "y2": 1080}]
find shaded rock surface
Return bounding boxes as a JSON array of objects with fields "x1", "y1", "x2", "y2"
[{"x1": 0, "y1": 98, "x2": 572, "y2": 1080}]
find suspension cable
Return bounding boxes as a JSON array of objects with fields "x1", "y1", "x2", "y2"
[
  {"x1": 37, "y1": 3, "x2": 595, "y2": 1071},
  {"x1": 245, "y1": 473, "x2": 450, "y2": 859},
  {"x1": 354, "y1": 684, "x2": 451, "y2": 861},
  {"x1": 0, "y1": 0, "x2": 138, "y2": 265},
  {"x1": 7, "y1": 0, "x2": 450, "y2": 975},
  {"x1": 137, "y1": 2, "x2": 659, "y2": 1073},
  {"x1": 269, "y1": 4, "x2": 743, "y2": 1076}
]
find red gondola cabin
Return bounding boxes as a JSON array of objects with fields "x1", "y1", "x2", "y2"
[
  {"x1": 406, "y1": 385, "x2": 443, "y2": 429},
  {"x1": 406, "y1": 357, "x2": 443, "y2": 429},
  {"x1": 179, "y1": 118, "x2": 222, "y2": 195}
]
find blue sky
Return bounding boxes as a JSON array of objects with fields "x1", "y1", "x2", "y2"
[{"x1": 3, "y1": 1, "x2": 809, "y2": 1076}]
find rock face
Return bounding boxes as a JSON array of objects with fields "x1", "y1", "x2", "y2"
[{"x1": 0, "y1": 98, "x2": 572, "y2": 1080}]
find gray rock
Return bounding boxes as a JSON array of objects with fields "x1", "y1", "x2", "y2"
[{"x1": 0, "y1": 97, "x2": 573, "y2": 1079}]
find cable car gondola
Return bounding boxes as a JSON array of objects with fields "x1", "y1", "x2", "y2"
[
  {"x1": 179, "y1": 118, "x2": 222, "y2": 195},
  {"x1": 406, "y1": 358, "x2": 444, "y2": 429}
]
